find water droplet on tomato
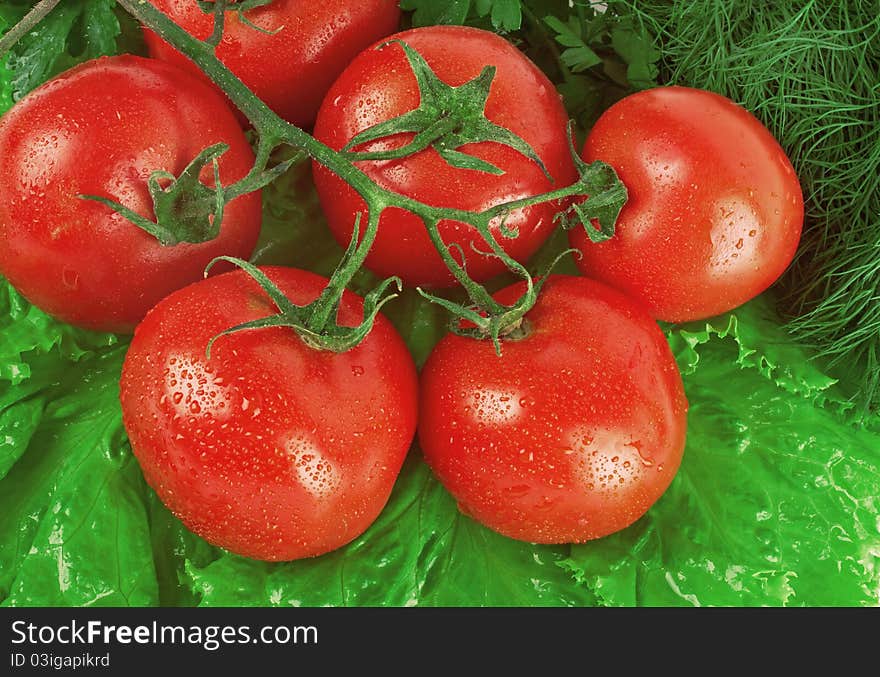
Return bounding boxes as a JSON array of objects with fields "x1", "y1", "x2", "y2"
[
  {"x1": 507, "y1": 485, "x2": 530, "y2": 498},
  {"x1": 61, "y1": 268, "x2": 79, "y2": 290}
]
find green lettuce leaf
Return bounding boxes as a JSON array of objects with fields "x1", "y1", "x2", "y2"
[
  {"x1": 401, "y1": 0, "x2": 472, "y2": 27},
  {"x1": 0, "y1": 347, "x2": 158, "y2": 607},
  {"x1": 0, "y1": 279, "x2": 121, "y2": 486},
  {"x1": 0, "y1": 9, "x2": 20, "y2": 112},
  {"x1": 0, "y1": 283, "x2": 118, "y2": 385},
  {"x1": 665, "y1": 295, "x2": 852, "y2": 415},
  {"x1": 0, "y1": 395, "x2": 42, "y2": 481},
  {"x1": 560, "y1": 336, "x2": 880, "y2": 606},
  {"x1": 1, "y1": 0, "x2": 119, "y2": 102},
  {"x1": 179, "y1": 457, "x2": 596, "y2": 607}
]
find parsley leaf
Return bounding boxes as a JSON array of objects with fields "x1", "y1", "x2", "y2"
[
  {"x1": 2, "y1": 0, "x2": 120, "y2": 102},
  {"x1": 610, "y1": 19, "x2": 660, "y2": 89},
  {"x1": 474, "y1": 0, "x2": 523, "y2": 32},
  {"x1": 544, "y1": 14, "x2": 602, "y2": 72},
  {"x1": 400, "y1": 0, "x2": 471, "y2": 26}
]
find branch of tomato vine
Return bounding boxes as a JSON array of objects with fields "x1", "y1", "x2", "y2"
[
  {"x1": 108, "y1": 0, "x2": 627, "y2": 351},
  {"x1": 0, "y1": 0, "x2": 62, "y2": 57},
  {"x1": 200, "y1": 0, "x2": 280, "y2": 46}
]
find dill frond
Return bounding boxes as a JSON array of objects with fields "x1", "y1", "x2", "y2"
[{"x1": 612, "y1": 0, "x2": 880, "y2": 417}]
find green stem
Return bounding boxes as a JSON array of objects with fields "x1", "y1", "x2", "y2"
[
  {"x1": 205, "y1": 0, "x2": 228, "y2": 48},
  {"x1": 0, "y1": 0, "x2": 63, "y2": 57},
  {"x1": 421, "y1": 216, "x2": 502, "y2": 313},
  {"x1": 117, "y1": 0, "x2": 377, "y2": 196},
  {"x1": 120, "y1": 1, "x2": 582, "y2": 243},
  {"x1": 111, "y1": 0, "x2": 625, "y2": 349},
  {"x1": 344, "y1": 118, "x2": 458, "y2": 162},
  {"x1": 307, "y1": 205, "x2": 383, "y2": 334}
]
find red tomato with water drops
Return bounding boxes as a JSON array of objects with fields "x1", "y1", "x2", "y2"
[
  {"x1": 312, "y1": 26, "x2": 577, "y2": 288},
  {"x1": 145, "y1": 0, "x2": 401, "y2": 128},
  {"x1": 419, "y1": 275, "x2": 688, "y2": 543},
  {"x1": 0, "y1": 55, "x2": 261, "y2": 333},
  {"x1": 570, "y1": 86, "x2": 803, "y2": 322},
  {"x1": 120, "y1": 266, "x2": 419, "y2": 561}
]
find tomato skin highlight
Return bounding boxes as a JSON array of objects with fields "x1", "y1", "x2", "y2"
[
  {"x1": 570, "y1": 86, "x2": 803, "y2": 322},
  {"x1": 145, "y1": 0, "x2": 402, "y2": 128},
  {"x1": 312, "y1": 25, "x2": 577, "y2": 288},
  {"x1": 419, "y1": 276, "x2": 688, "y2": 544},
  {"x1": 0, "y1": 55, "x2": 261, "y2": 333},
  {"x1": 120, "y1": 266, "x2": 419, "y2": 561}
]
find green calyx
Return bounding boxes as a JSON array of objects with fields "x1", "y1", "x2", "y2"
[
  {"x1": 80, "y1": 143, "x2": 227, "y2": 247},
  {"x1": 342, "y1": 39, "x2": 551, "y2": 179},
  {"x1": 205, "y1": 224, "x2": 401, "y2": 356},
  {"x1": 556, "y1": 132, "x2": 627, "y2": 242},
  {"x1": 80, "y1": 142, "x2": 297, "y2": 247}
]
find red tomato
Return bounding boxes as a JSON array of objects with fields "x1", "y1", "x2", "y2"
[
  {"x1": 0, "y1": 55, "x2": 261, "y2": 333},
  {"x1": 570, "y1": 86, "x2": 803, "y2": 322},
  {"x1": 312, "y1": 26, "x2": 577, "y2": 288},
  {"x1": 120, "y1": 266, "x2": 419, "y2": 561},
  {"x1": 419, "y1": 275, "x2": 688, "y2": 543},
  {"x1": 144, "y1": 0, "x2": 401, "y2": 128}
]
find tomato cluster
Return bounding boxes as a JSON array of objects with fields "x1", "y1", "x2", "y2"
[{"x1": 0, "y1": 7, "x2": 802, "y2": 562}]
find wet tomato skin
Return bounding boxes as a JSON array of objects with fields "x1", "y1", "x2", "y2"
[
  {"x1": 312, "y1": 25, "x2": 577, "y2": 288},
  {"x1": 419, "y1": 275, "x2": 688, "y2": 543},
  {"x1": 570, "y1": 86, "x2": 803, "y2": 322},
  {"x1": 120, "y1": 266, "x2": 419, "y2": 561},
  {"x1": 145, "y1": 0, "x2": 402, "y2": 128},
  {"x1": 0, "y1": 55, "x2": 261, "y2": 333}
]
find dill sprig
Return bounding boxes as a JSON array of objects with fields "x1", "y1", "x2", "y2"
[{"x1": 612, "y1": 0, "x2": 880, "y2": 417}]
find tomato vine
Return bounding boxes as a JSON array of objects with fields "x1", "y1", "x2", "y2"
[{"x1": 3, "y1": 0, "x2": 628, "y2": 352}]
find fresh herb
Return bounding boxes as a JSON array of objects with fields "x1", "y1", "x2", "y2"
[
  {"x1": 543, "y1": 14, "x2": 603, "y2": 72},
  {"x1": 612, "y1": 0, "x2": 880, "y2": 417},
  {"x1": 400, "y1": 1, "x2": 659, "y2": 130},
  {"x1": 0, "y1": 0, "x2": 118, "y2": 101},
  {"x1": 474, "y1": 0, "x2": 522, "y2": 32}
]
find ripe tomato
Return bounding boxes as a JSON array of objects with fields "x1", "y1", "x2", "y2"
[
  {"x1": 120, "y1": 266, "x2": 419, "y2": 561},
  {"x1": 570, "y1": 86, "x2": 803, "y2": 322},
  {"x1": 312, "y1": 26, "x2": 577, "y2": 288},
  {"x1": 144, "y1": 0, "x2": 401, "y2": 128},
  {"x1": 0, "y1": 55, "x2": 261, "y2": 333},
  {"x1": 419, "y1": 275, "x2": 688, "y2": 543}
]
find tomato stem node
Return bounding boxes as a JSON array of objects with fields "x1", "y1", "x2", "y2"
[
  {"x1": 204, "y1": 256, "x2": 402, "y2": 355},
  {"x1": 80, "y1": 142, "x2": 296, "y2": 247}
]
